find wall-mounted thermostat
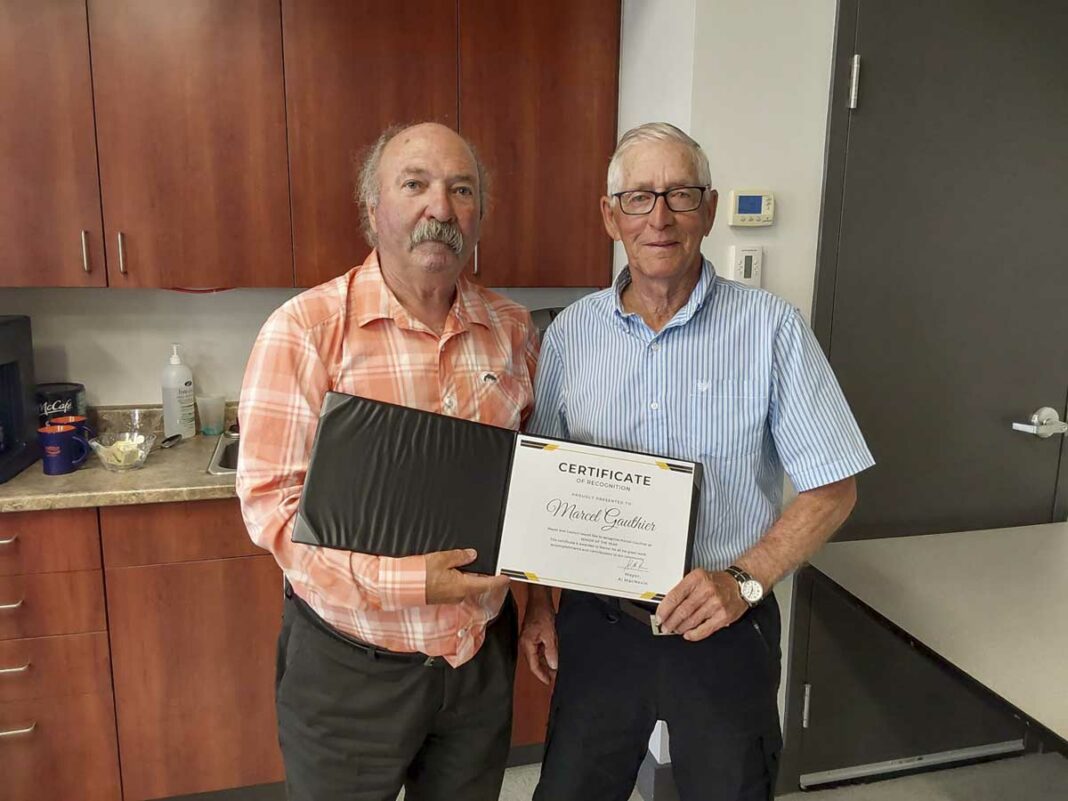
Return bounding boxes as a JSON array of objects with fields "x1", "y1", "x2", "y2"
[
  {"x1": 729, "y1": 245, "x2": 763, "y2": 288},
  {"x1": 728, "y1": 190, "x2": 774, "y2": 227}
]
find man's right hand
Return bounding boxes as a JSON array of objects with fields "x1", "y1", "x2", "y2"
[
  {"x1": 424, "y1": 549, "x2": 510, "y2": 605},
  {"x1": 519, "y1": 588, "x2": 558, "y2": 685}
]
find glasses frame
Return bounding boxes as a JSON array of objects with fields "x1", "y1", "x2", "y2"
[{"x1": 610, "y1": 185, "x2": 711, "y2": 215}]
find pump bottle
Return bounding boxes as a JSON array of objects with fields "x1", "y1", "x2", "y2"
[{"x1": 161, "y1": 343, "x2": 196, "y2": 439}]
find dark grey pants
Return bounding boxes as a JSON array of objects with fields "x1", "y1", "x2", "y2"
[
  {"x1": 275, "y1": 590, "x2": 517, "y2": 801},
  {"x1": 534, "y1": 591, "x2": 783, "y2": 801}
]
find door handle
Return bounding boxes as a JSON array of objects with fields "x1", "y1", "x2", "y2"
[{"x1": 1012, "y1": 407, "x2": 1068, "y2": 438}]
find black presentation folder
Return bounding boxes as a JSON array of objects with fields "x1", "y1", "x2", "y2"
[
  {"x1": 292, "y1": 392, "x2": 516, "y2": 574},
  {"x1": 292, "y1": 392, "x2": 702, "y2": 577}
]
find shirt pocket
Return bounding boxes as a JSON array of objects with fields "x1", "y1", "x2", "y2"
[
  {"x1": 690, "y1": 379, "x2": 768, "y2": 461},
  {"x1": 471, "y1": 368, "x2": 530, "y2": 430}
]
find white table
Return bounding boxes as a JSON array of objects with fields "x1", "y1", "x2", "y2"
[{"x1": 811, "y1": 523, "x2": 1068, "y2": 740}]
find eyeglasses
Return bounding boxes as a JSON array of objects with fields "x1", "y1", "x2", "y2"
[{"x1": 611, "y1": 186, "x2": 709, "y2": 215}]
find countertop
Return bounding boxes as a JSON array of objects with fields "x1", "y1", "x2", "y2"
[
  {"x1": 0, "y1": 435, "x2": 236, "y2": 513},
  {"x1": 811, "y1": 523, "x2": 1068, "y2": 740}
]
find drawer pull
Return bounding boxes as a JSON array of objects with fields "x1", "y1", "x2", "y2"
[
  {"x1": 0, "y1": 534, "x2": 17, "y2": 546},
  {"x1": 0, "y1": 722, "x2": 36, "y2": 738},
  {"x1": 0, "y1": 598, "x2": 24, "y2": 611},
  {"x1": 0, "y1": 662, "x2": 31, "y2": 675}
]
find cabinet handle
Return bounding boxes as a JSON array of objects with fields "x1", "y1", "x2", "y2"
[
  {"x1": 473, "y1": 243, "x2": 480, "y2": 276},
  {"x1": 0, "y1": 722, "x2": 36, "y2": 738},
  {"x1": 0, "y1": 662, "x2": 30, "y2": 675},
  {"x1": 0, "y1": 598, "x2": 24, "y2": 611},
  {"x1": 0, "y1": 534, "x2": 17, "y2": 546},
  {"x1": 81, "y1": 230, "x2": 91, "y2": 273},
  {"x1": 117, "y1": 231, "x2": 127, "y2": 274}
]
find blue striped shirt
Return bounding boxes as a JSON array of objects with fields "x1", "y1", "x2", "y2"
[{"x1": 529, "y1": 260, "x2": 875, "y2": 570}]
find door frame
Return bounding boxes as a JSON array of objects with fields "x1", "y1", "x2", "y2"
[{"x1": 778, "y1": 0, "x2": 858, "y2": 788}]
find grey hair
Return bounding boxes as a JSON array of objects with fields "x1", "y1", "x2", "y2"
[
  {"x1": 355, "y1": 123, "x2": 490, "y2": 247},
  {"x1": 605, "y1": 122, "x2": 712, "y2": 196}
]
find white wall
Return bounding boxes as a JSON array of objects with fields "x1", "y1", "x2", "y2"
[{"x1": 617, "y1": 0, "x2": 840, "y2": 762}]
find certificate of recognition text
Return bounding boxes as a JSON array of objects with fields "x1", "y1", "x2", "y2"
[{"x1": 496, "y1": 435, "x2": 699, "y2": 602}]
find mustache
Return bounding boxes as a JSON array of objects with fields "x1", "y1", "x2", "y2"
[{"x1": 409, "y1": 219, "x2": 464, "y2": 255}]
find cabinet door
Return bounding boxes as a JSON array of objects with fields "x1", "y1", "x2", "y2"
[
  {"x1": 1, "y1": 691, "x2": 122, "y2": 801},
  {"x1": 459, "y1": 0, "x2": 619, "y2": 287},
  {"x1": 283, "y1": 0, "x2": 458, "y2": 288},
  {"x1": 107, "y1": 554, "x2": 283, "y2": 800},
  {"x1": 0, "y1": 0, "x2": 106, "y2": 287},
  {"x1": 88, "y1": 0, "x2": 293, "y2": 288}
]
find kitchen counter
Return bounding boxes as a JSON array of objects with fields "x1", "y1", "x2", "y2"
[{"x1": 0, "y1": 434, "x2": 236, "y2": 512}]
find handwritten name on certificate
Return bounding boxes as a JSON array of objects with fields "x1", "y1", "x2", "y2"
[{"x1": 496, "y1": 435, "x2": 699, "y2": 601}]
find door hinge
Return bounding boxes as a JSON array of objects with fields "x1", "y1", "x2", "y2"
[
  {"x1": 848, "y1": 54, "x2": 861, "y2": 109},
  {"x1": 802, "y1": 683, "x2": 812, "y2": 729}
]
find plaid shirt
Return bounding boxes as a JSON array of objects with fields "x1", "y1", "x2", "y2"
[{"x1": 237, "y1": 251, "x2": 538, "y2": 666}]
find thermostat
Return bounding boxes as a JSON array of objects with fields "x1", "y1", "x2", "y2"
[{"x1": 728, "y1": 190, "x2": 774, "y2": 227}]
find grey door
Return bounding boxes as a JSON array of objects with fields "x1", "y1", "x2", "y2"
[{"x1": 817, "y1": 0, "x2": 1068, "y2": 540}]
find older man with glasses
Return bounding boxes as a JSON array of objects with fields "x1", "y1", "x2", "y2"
[{"x1": 520, "y1": 123, "x2": 875, "y2": 801}]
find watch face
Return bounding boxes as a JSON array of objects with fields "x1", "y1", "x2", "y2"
[{"x1": 740, "y1": 580, "x2": 764, "y2": 603}]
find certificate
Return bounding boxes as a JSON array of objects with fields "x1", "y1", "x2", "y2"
[{"x1": 496, "y1": 435, "x2": 701, "y2": 602}]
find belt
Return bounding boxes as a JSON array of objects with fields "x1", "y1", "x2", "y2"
[
  {"x1": 592, "y1": 594, "x2": 660, "y2": 627},
  {"x1": 285, "y1": 580, "x2": 442, "y2": 665}
]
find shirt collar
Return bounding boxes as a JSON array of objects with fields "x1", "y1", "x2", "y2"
[
  {"x1": 611, "y1": 258, "x2": 718, "y2": 329},
  {"x1": 349, "y1": 250, "x2": 492, "y2": 332}
]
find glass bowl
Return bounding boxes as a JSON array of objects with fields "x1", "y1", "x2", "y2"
[{"x1": 89, "y1": 432, "x2": 156, "y2": 471}]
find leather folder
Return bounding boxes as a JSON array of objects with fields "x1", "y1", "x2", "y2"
[{"x1": 292, "y1": 392, "x2": 516, "y2": 574}]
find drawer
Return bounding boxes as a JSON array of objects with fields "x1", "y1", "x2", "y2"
[
  {"x1": 0, "y1": 632, "x2": 111, "y2": 703},
  {"x1": 0, "y1": 571, "x2": 106, "y2": 641},
  {"x1": 0, "y1": 691, "x2": 121, "y2": 801},
  {"x1": 0, "y1": 508, "x2": 100, "y2": 576},
  {"x1": 102, "y1": 499, "x2": 265, "y2": 567}
]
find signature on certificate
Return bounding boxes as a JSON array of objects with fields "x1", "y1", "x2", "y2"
[{"x1": 620, "y1": 556, "x2": 649, "y2": 572}]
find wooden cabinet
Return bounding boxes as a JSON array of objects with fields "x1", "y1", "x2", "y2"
[
  {"x1": 459, "y1": 0, "x2": 620, "y2": 287},
  {"x1": 5, "y1": 0, "x2": 620, "y2": 289},
  {"x1": 0, "y1": 508, "x2": 119, "y2": 801},
  {"x1": 283, "y1": 0, "x2": 620, "y2": 288},
  {"x1": 283, "y1": 0, "x2": 458, "y2": 287},
  {"x1": 88, "y1": 0, "x2": 293, "y2": 288},
  {"x1": 0, "y1": 0, "x2": 106, "y2": 287},
  {"x1": 103, "y1": 500, "x2": 283, "y2": 800}
]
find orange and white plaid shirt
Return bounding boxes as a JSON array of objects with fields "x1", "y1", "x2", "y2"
[{"x1": 237, "y1": 251, "x2": 538, "y2": 666}]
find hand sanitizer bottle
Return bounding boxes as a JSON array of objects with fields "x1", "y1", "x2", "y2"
[{"x1": 161, "y1": 343, "x2": 196, "y2": 439}]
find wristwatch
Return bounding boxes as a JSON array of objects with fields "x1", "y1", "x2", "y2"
[{"x1": 726, "y1": 565, "x2": 764, "y2": 607}]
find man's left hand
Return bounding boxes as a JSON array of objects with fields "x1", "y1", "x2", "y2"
[{"x1": 656, "y1": 569, "x2": 748, "y2": 641}]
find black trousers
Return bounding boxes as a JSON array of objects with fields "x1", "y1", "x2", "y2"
[
  {"x1": 534, "y1": 591, "x2": 783, "y2": 801},
  {"x1": 275, "y1": 589, "x2": 517, "y2": 801}
]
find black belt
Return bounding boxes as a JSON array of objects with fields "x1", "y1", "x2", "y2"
[
  {"x1": 285, "y1": 580, "x2": 443, "y2": 665},
  {"x1": 592, "y1": 594, "x2": 660, "y2": 627}
]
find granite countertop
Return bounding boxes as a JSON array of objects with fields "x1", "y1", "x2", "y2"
[{"x1": 0, "y1": 434, "x2": 236, "y2": 513}]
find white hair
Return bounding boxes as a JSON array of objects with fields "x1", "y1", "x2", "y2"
[{"x1": 606, "y1": 122, "x2": 712, "y2": 196}]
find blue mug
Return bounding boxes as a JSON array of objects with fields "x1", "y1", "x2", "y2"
[
  {"x1": 37, "y1": 425, "x2": 89, "y2": 476},
  {"x1": 50, "y1": 415, "x2": 96, "y2": 441}
]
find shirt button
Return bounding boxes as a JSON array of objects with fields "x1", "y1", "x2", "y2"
[
  {"x1": 457, "y1": 628, "x2": 467, "y2": 638},
  {"x1": 650, "y1": 343, "x2": 660, "y2": 352},
  {"x1": 443, "y1": 395, "x2": 456, "y2": 410},
  {"x1": 650, "y1": 401, "x2": 660, "y2": 411}
]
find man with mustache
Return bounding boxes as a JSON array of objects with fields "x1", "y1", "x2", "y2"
[
  {"x1": 237, "y1": 122, "x2": 538, "y2": 800},
  {"x1": 520, "y1": 123, "x2": 874, "y2": 800}
]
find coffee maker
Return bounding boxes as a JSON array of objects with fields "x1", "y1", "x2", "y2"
[{"x1": 0, "y1": 316, "x2": 40, "y2": 483}]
